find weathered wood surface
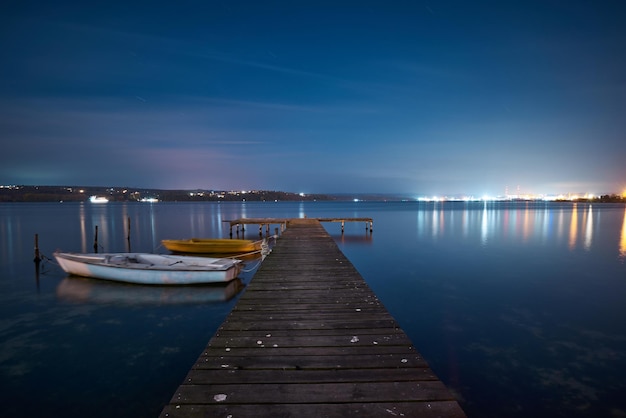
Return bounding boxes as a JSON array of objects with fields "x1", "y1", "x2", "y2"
[{"x1": 160, "y1": 218, "x2": 465, "y2": 417}]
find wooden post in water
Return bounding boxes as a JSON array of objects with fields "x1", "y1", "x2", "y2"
[
  {"x1": 126, "y1": 217, "x2": 131, "y2": 252},
  {"x1": 33, "y1": 234, "x2": 41, "y2": 263},
  {"x1": 93, "y1": 225, "x2": 98, "y2": 253},
  {"x1": 341, "y1": 220, "x2": 345, "y2": 233},
  {"x1": 33, "y1": 234, "x2": 42, "y2": 285}
]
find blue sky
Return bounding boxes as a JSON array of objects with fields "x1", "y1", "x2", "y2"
[{"x1": 1, "y1": 0, "x2": 624, "y2": 196}]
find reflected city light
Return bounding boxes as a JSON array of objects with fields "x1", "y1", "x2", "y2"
[
  {"x1": 619, "y1": 209, "x2": 626, "y2": 261},
  {"x1": 462, "y1": 206, "x2": 469, "y2": 237},
  {"x1": 149, "y1": 203, "x2": 158, "y2": 250},
  {"x1": 523, "y1": 204, "x2": 531, "y2": 241},
  {"x1": 79, "y1": 203, "x2": 87, "y2": 252},
  {"x1": 584, "y1": 205, "x2": 593, "y2": 251},
  {"x1": 432, "y1": 202, "x2": 439, "y2": 238},
  {"x1": 413, "y1": 201, "x2": 604, "y2": 253},
  {"x1": 299, "y1": 202, "x2": 306, "y2": 219},
  {"x1": 569, "y1": 204, "x2": 578, "y2": 250},
  {"x1": 481, "y1": 202, "x2": 488, "y2": 245}
]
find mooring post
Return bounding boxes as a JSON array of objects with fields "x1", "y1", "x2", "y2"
[
  {"x1": 93, "y1": 225, "x2": 98, "y2": 253},
  {"x1": 33, "y1": 234, "x2": 41, "y2": 263},
  {"x1": 126, "y1": 217, "x2": 131, "y2": 251},
  {"x1": 341, "y1": 220, "x2": 345, "y2": 233},
  {"x1": 266, "y1": 224, "x2": 270, "y2": 236},
  {"x1": 369, "y1": 220, "x2": 373, "y2": 232}
]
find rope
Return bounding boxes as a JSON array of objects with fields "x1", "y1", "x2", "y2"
[
  {"x1": 224, "y1": 249, "x2": 262, "y2": 259},
  {"x1": 36, "y1": 253, "x2": 61, "y2": 275},
  {"x1": 236, "y1": 235, "x2": 277, "y2": 272}
]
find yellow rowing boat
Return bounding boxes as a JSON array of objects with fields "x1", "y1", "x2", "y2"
[{"x1": 161, "y1": 238, "x2": 263, "y2": 255}]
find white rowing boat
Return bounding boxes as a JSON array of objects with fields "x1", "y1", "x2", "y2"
[{"x1": 53, "y1": 252, "x2": 242, "y2": 285}]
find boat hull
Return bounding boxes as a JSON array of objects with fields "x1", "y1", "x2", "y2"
[
  {"x1": 161, "y1": 238, "x2": 262, "y2": 254},
  {"x1": 54, "y1": 252, "x2": 242, "y2": 285}
]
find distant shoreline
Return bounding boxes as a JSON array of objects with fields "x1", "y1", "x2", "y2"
[
  {"x1": 0, "y1": 185, "x2": 336, "y2": 203},
  {"x1": 1, "y1": 185, "x2": 624, "y2": 203}
]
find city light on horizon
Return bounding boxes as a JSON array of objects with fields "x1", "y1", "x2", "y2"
[
  {"x1": 414, "y1": 190, "x2": 617, "y2": 203},
  {"x1": 2, "y1": 183, "x2": 625, "y2": 203}
]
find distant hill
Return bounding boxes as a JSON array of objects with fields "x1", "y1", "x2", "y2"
[
  {"x1": 1, "y1": 185, "x2": 623, "y2": 203},
  {"x1": 0, "y1": 185, "x2": 337, "y2": 202}
]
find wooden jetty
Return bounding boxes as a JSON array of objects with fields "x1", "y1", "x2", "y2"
[
  {"x1": 160, "y1": 219, "x2": 466, "y2": 417},
  {"x1": 224, "y1": 217, "x2": 373, "y2": 236}
]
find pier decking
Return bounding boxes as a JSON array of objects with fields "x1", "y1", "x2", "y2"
[{"x1": 160, "y1": 219, "x2": 466, "y2": 417}]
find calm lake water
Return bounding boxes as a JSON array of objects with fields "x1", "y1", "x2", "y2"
[{"x1": 1, "y1": 201, "x2": 625, "y2": 417}]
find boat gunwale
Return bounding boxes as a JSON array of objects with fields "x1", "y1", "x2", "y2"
[{"x1": 54, "y1": 252, "x2": 242, "y2": 272}]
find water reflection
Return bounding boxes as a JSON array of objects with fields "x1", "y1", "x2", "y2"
[
  {"x1": 522, "y1": 204, "x2": 531, "y2": 241},
  {"x1": 299, "y1": 201, "x2": 306, "y2": 219},
  {"x1": 555, "y1": 208, "x2": 563, "y2": 246},
  {"x1": 619, "y1": 209, "x2": 626, "y2": 262},
  {"x1": 569, "y1": 204, "x2": 578, "y2": 250},
  {"x1": 333, "y1": 231, "x2": 373, "y2": 245},
  {"x1": 0, "y1": 211, "x2": 16, "y2": 263},
  {"x1": 434, "y1": 202, "x2": 442, "y2": 238},
  {"x1": 414, "y1": 202, "x2": 604, "y2": 252},
  {"x1": 584, "y1": 206, "x2": 593, "y2": 251},
  {"x1": 79, "y1": 203, "x2": 87, "y2": 252},
  {"x1": 56, "y1": 277, "x2": 244, "y2": 305},
  {"x1": 481, "y1": 202, "x2": 488, "y2": 245},
  {"x1": 148, "y1": 202, "x2": 158, "y2": 250},
  {"x1": 73, "y1": 203, "x2": 241, "y2": 254}
]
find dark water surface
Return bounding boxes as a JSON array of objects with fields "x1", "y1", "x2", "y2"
[{"x1": 1, "y1": 201, "x2": 625, "y2": 417}]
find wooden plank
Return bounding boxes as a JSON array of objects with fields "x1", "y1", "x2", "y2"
[
  {"x1": 162, "y1": 401, "x2": 466, "y2": 418},
  {"x1": 203, "y1": 333, "x2": 414, "y2": 348},
  {"x1": 217, "y1": 319, "x2": 402, "y2": 331},
  {"x1": 196, "y1": 345, "x2": 423, "y2": 357},
  {"x1": 160, "y1": 219, "x2": 465, "y2": 417},
  {"x1": 193, "y1": 353, "x2": 429, "y2": 370},
  {"x1": 184, "y1": 368, "x2": 440, "y2": 384},
  {"x1": 171, "y1": 381, "x2": 455, "y2": 404}
]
